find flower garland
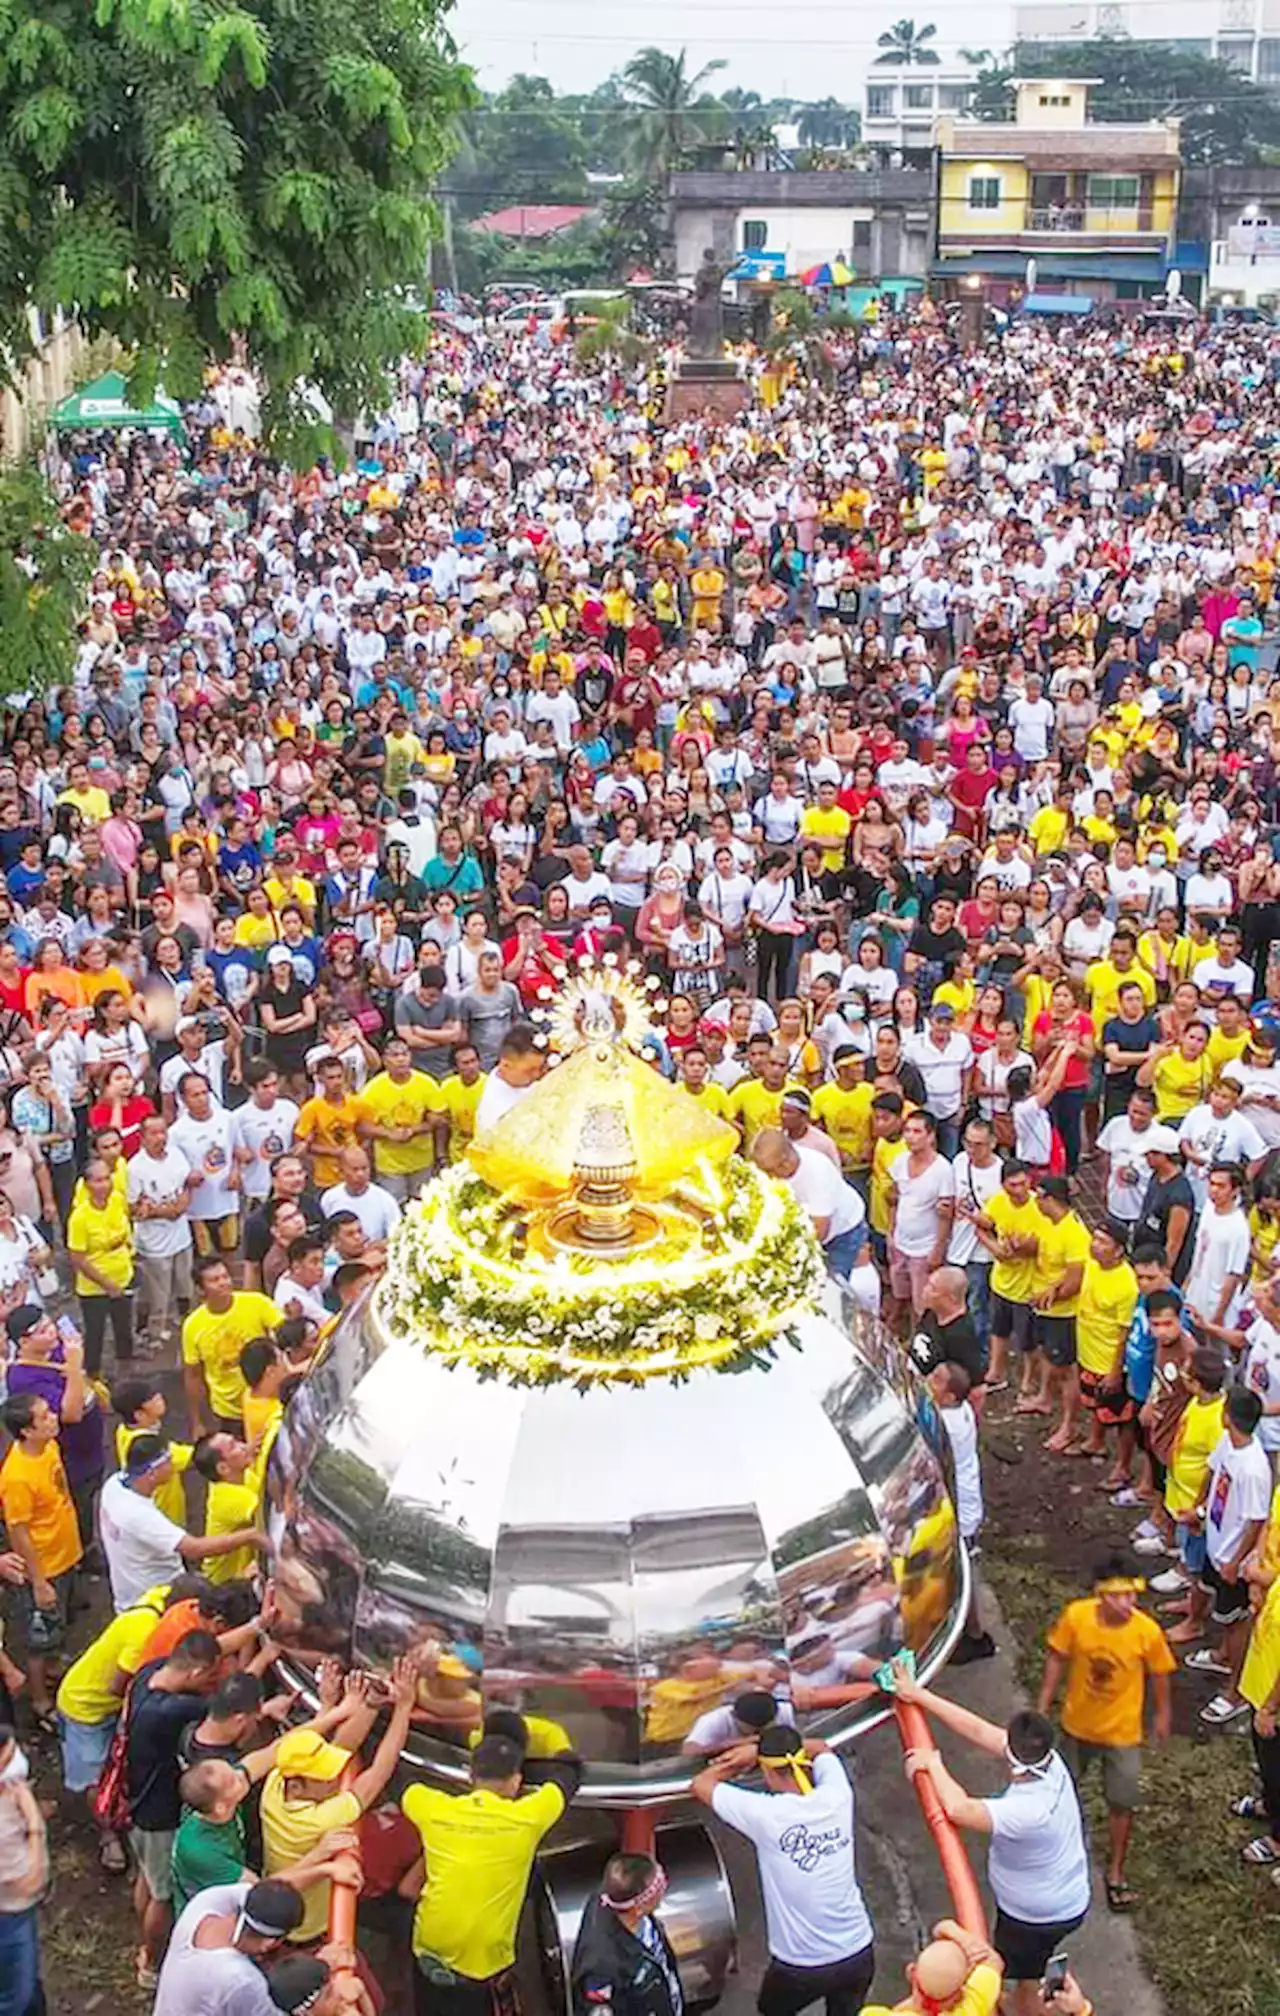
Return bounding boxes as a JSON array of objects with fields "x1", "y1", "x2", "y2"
[{"x1": 377, "y1": 1158, "x2": 827, "y2": 1389}]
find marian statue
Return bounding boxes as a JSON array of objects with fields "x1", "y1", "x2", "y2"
[{"x1": 688, "y1": 247, "x2": 730, "y2": 358}]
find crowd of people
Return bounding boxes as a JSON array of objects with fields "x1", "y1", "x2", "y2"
[{"x1": 5, "y1": 289, "x2": 1280, "y2": 2014}]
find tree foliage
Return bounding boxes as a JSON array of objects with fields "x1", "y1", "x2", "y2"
[
  {"x1": 973, "y1": 38, "x2": 1280, "y2": 164},
  {"x1": 451, "y1": 73, "x2": 589, "y2": 221},
  {"x1": 798, "y1": 98, "x2": 862, "y2": 148},
  {"x1": 874, "y1": 19, "x2": 940, "y2": 65},
  {"x1": 620, "y1": 46, "x2": 729, "y2": 174},
  {"x1": 0, "y1": 0, "x2": 476, "y2": 433},
  {"x1": 0, "y1": 464, "x2": 94, "y2": 700}
]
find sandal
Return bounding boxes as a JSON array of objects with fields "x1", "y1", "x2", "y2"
[
  {"x1": 31, "y1": 1707, "x2": 57, "y2": 1738},
  {"x1": 1243, "y1": 1837, "x2": 1280, "y2": 1864},
  {"x1": 1105, "y1": 1879, "x2": 1136, "y2": 1912},
  {"x1": 1232, "y1": 1794, "x2": 1267, "y2": 1819},
  {"x1": 98, "y1": 1833, "x2": 127, "y2": 1873},
  {"x1": 135, "y1": 1952, "x2": 159, "y2": 1991}
]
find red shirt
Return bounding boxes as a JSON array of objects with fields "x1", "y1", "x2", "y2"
[
  {"x1": 950, "y1": 768, "x2": 997, "y2": 837},
  {"x1": 500, "y1": 932, "x2": 560, "y2": 1010},
  {"x1": 88, "y1": 1094, "x2": 156, "y2": 1158},
  {"x1": 0, "y1": 972, "x2": 28, "y2": 1018},
  {"x1": 1032, "y1": 1011, "x2": 1092, "y2": 1091}
]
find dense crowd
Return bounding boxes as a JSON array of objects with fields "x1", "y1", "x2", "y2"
[{"x1": 8, "y1": 292, "x2": 1280, "y2": 2016}]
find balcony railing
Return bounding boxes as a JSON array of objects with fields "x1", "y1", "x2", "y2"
[{"x1": 1024, "y1": 203, "x2": 1157, "y2": 234}]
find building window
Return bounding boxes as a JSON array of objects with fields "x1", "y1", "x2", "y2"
[
  {"x1": 741, "y1": 219, "x2": 767, "y2": 250},
  {"x1": 968, "y1": 176, "x2": 1001, "y2": 210},
  {"x1": 1038, "y1": 92, "x2": 1071, "y2": 105},
  {"x1": 903, "y1": 83, "x2": 933, "y2": 108},
  {"x1": 1259, "y1": 36, "x2": 1280, "y2": 77},
  {"x1": 866, "y1": 85, "x2": 895, "y2": 117},
  {"x1": 852, "y1": 219, "x2": 873, "y2": 251},
  {"x1": 1217, "y1": 35, "x2": 1256, "y2": 72},
  {"x1": 1087, "y1": 174, "x2": 1139, "y2": 211},
  {"x1": 938, "y1": 84, "x2": 972, "y2": 110}
]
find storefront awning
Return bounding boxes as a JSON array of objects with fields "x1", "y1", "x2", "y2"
[
  {"x1": 1021, "y1": 292, "x2": 1094, "y2": 314},
  {"x1": 50, "y1": 370, "x2": 187, "y2": 442}
]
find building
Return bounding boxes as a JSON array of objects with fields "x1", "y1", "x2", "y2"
[
  {"x1": 862, "y1": 71, "x2": 976, "y2": 166},
  {"x1": 1180, "y1": 165, "x2": 1280, "y2": 304},
  {"x1": 470, "y1": 204, "x2": 594, "y2": 239},
  {"x1": 1012, "y1": 0, "x2": 1280, "y2": 87},
  {"x1": 668, "y1": 168, "x2": 934, "y2": 310},
  {"x1": 933, "y1": 77, "x2": 1181, "y2": 304},
  {"x1": 1, "y1": 309, "x2": 85, "y2": 460}
]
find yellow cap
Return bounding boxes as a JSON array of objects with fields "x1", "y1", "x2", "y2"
[{"x1": 276, "y1": 1728, "x2": 352, "y2": 1781}]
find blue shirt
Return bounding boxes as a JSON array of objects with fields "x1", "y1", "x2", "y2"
[{"x1": 1124, "y1": 1284, "x2": 1183, "y2": 1403}]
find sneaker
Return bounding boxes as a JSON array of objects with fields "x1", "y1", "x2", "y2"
[
  {"x1": 1131, "y1": 1518, "x2": 1159, "y2": 1540},
  {"x1": 1149, "y1": 1568, "x2": 1189, "y2": 1595},
  {"x1": 1112, "y1": 1488, "x2": 1145, "y2": 1508},
  {"x1": 1132, "y1": 1533, "x2": 1169, "y2": 1558},
  {"x1": 1185, "y1": 1648, "x2": 1232, "y2": 1676},
  {"x1": 1201, "y1": 1695, "x2": 1251, "y2": 1726},
  {"x1": 949, "y1": 1632, "x2": 997, "y2": 1666}
]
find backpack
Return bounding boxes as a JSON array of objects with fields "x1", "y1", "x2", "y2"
[{"x1": 92, "y1": 1683, "x2": 136, "y2": 1834}]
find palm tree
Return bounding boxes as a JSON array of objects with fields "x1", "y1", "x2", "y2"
[
  {"x1": 798, "y1": 98, "x2": 860, "y2": 147},
  {"x1": 873, "y1": 18, "x2": 941, "y2": 64},
  {"x1": 621, "y1": 46, "x2": 729, "y2": 174}
]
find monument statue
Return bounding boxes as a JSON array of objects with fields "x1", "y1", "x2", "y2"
[{"x1": 688, "y1": 247, "x2": 730, "y2": 357}]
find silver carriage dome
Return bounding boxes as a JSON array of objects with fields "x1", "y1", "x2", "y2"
[{"x1": 262, "y1": 966, "x2": 966, "y2": 1804}]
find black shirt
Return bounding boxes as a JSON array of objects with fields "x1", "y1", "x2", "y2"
[
  {"x1": 243, "y1": 1187, "x2": 325, "y2": 1266},
  {"x1": 1101, "y1": 1012, "x2": 1158, "y2": 1104},
  {"x1": 909, "y1": 1310, "x2": 987, "y2": 1384},
  {"x1": 126, "y1": 1659, "x2": 212, "y2": 1831},
  {"x1": 907, "y1": 923, "x2": 966, "y2": 966},
  {"x1": 1137, "y1": 1170, "x2": 1197, "y2": 1285}
]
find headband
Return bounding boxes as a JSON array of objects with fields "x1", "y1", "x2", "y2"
[
  {"x1": 769, "y1": 1746, "x2": 813, "y2": 1796},
  {"x1": 235, "y1": 1904, "x2": 294, "y2": 1941},
  {"x1": 600, "y1": 1864, "x2": 667, "y2": 1917},
  {"x1": 1095, "y1": 1576, "x2": 1145, "y2": 1595}
]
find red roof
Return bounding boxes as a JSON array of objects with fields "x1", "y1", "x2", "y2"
[{"x1": 471, "y1": 205, "x2": 591, "y2": 239}]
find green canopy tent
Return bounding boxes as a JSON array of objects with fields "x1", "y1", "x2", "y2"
[{"x1": 49, "y1": 370, "x2": 187, "y2": 444}]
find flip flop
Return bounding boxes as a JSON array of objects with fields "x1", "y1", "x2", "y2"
[
  {"x1": 1232, "y1": 1795, "x2": 1268, "y2": 1819},
  {"x1": 1105, "y1": 1879, "x2": 1136, "y2": 1912},
  {"x1": 98, "y1": 1833, "x2": 127, "y2": 1873},
  {"x1": 1243, "y1": 1837, "x2": 1280, "y2": 1864}
]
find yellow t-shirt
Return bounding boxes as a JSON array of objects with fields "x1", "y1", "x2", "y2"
[
  {"x1": 204, "y1": 1476, "x2": 259, "y2": 1584},
  {"x1": 862, "y1": 1963, "x2": 1002, "y2": 2016},
  {"x1": 813, "y1": 1083, "x2": 875, "y2": 1172},
  {"x1": 400, "y1": 1780, "x2": 566, "y2": 1975},
  {"x1": 1047, "y1": 1597, "x2": 1175, "y2": 1747},
  {"x1": 681, "y1": 1081, "x2": 731, "y2": 1120},
  {"x1": 0, "y1": 1438, "x2": 81, "y2": 1579},
  {"x1": 1151, "y1": 1049, "x2": 1211, "y2": 1122},
  {"x1": 115, "y1": 1423, "x2": 191, "y2": 1526},
  {"x1": 1075, "y1": 1257, "x2": 1139, "y2": 1376},
  {"x1": 59, "y1": 784, "x2": 112, "y2": 823},
  {"x1": 1138, "y1": 930, "x2": 1192, "y2": 987},
  {"x1": 437, "y1": 1072, "x2": 486, "y2": 1163},
  {"x1": 1085, "y1": 959, "x2": 1157, "y2": 1037},
  {"x1": 294, "y1": 1092, "x2": 363, "y2": 1189},
  {"x1": 1207, "y1": 1026, "x2": 1251, "y2": 1082},
  {"x1": 1027, "y1": 805, "x2": 1070, "y2": 856},
  {"x1": 233, "y1": 911, "x2": 279, "y2": 951},
  {"x1": 1251, "y1": 1206, "x2": 1280, "y2": 1288},
  {"x1": 1032, "y1": 1210, "x2": 1091, "y2": 1318},
  {"x1": 932, "y1": 978, "x2": 976, "y2": 1020},
  {"x1": 181, "y1": 1292, "x2": 281, "y2": 1422},
  {"x1": 1165, "y1": 1392, "x2": 1227, "y2": 1517},
  {"x1": 243, "y1": 1391, "x2": 283, "y2": 1452},
  {"x1": 729, "y1": 1078, "x2": 786, "y2": 1152},
  {"x1": 261, "y1": 1777, "x2": 363, "y2": 1943},
  {"x1": 1241, "y1": 1574, "x2": 1280, "y2": 1713},
  {"x1": 870, "y1": 1134, "x2": 909, "y2": 1236},
  {"x1": 56, "y1": 1584, "x2": 169, "y2": 1725},
  {"x1": 65, "y1": 1191, "x2": 134, "y2": 1296},
  {"x1": 357, "y1": 1070, "x2": 439, "y2": 1178},
  {"x1": 263, "y1": 875, "x2": 317, "y2": 917},
  {"x1": 986, "y1": 1191, "x2": 1042, "y2": 1304},
  {"x1": 1020, "y1": 972, "x2": 1056, "y2": 1049},
  {"x1": 798, "y1": 805, "x2": 852, "y2": 873}
]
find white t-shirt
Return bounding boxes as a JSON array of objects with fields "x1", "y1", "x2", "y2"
[
  {"x1": 1225, "y1": 1061, "x2": 1280, "y2": 1150},
  {"x1": 685, "y1": 1698, "x2": 795, "y2": 1752},
  {"x1": 229, "y1": 1098, "x2": 301, "y2": 1202},
  {"x1": 941, "y1": 1399, "x2": 983, "y2": 1538},
  {"x1": 84, "y1": 1021, "x2": 151, "y2": 1085},
  {"x1": 160, "y1": 1039, "x2": 227, "y2": 1109},
  {"x1": 1183, "y1": 1205, "x2": 1251, "y2": 1327},
  {"x1": 98, "y1": 1471, "x2": 186, "y2": 1612},
  {"x1": 169, "y1": 1108, "x2": 239, "y2": 1221},
  {"x1": 946, "y1": 1153, "x2": 1004, "y2": 1265},
  {"x1": 711, "y1": 1752, "x2": 872, "y2": 1965},
  {"x1": 975, "y1": 1047, "x2": 1033, "y2": 1123},
  {"x1": 1177, "y1": 1102, "x2": 1265, "y2": 1207},
  {"x1": 474, "y1": 1073, "x2": 533, "y2": 1139},
  {"x1": 1194, "y1": 957, "x2": 1255, "y2": 1003},
  {"x1": 1097, "y1": 1114, "x2": 1157, "y2": 1221},
  {"x1": 890, "y1": 1153, "x2": 956, "y2": 1256},
  {"x1": 154, "y1": 1884, "x2": 278, "y2": 2016},
  {"x1": 1204, "y1": 1431, "x2": 1273, "y2": 1570},
  {"x1": 601, "y1": 839, "x2": 651, "y2": 910},
  {"x1": 903, "y1": 1031, "x2": 974, "y2": 1120},
  {"x1": 1012, "y1": 1095, "x2": 1052, "y2": 1168},
  {"x1": 1241, "y1": 1311, "x2": 1280, "y2": 1453},
  {"x1": 983, "y1": 1751, "x2": 1090, "y2": 1925},
  {"x1": 319, "y1": 1180, "x2": 401, "y2": 1243},
  {"x1": 126, "y1": 1145, "x2": 195, "y2": 1258},
  {"x1": 273, "y1": 1271, "x2": 330, "y2": 1326},
  {"x1": 788, "y1": 1146, "x2": 864, "y2": 1244}
]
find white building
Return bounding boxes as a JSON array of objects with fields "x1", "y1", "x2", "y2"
[
  {"x1": 862, "y1": 71, "x2": 977, "y2": 162},
  {"x1": 1013, "y1": 0, "x2": 1280, "y2": 85}
]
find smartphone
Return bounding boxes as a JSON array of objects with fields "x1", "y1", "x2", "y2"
[{"x1": 1041, "y1": 1953, "x2": 1069, "y2": 2000}]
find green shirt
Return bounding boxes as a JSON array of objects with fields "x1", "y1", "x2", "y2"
[{"x1": 171, "y1": 1807, "x2": 247, "y2": 1914}]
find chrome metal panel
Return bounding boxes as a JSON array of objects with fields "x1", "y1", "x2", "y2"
[{"x1": 266, "y1": 1285, "x2": 965, "y2": 1804}]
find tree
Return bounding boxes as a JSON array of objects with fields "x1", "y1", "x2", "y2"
[
  {"x1": 989, "y1": 38, "x2": 1280, "y2": 162},
  {"x1": 451, "y1": 74, "x2": 590, "y2": 221},
  {"x1": 874, "y1": 19, "x2": 941, "y2": 64},
  {"x1": 0, "y1": 465, "x2": 93, "y2": 700},
  {"x1": 620, "y1": 46, "x2": 728, "y2": 174},
  {"x1": 0, "y1": 0, "x2": 476, "y2": 440},
  {"x1": 797, "y1": 99, "x2": 861, "y2": 148}
]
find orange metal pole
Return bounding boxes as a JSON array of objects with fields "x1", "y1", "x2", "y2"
[
  {"x1": 326, "y1": 1759, "x2": 362, "y2": 1975},
  {"x1": 891, "y1": 1701, "x2": 987, "y2": 1937}
]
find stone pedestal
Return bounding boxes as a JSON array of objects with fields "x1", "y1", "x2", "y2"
[{"x1": 665, "y1": 357, "x2": 749, "y2": 422}]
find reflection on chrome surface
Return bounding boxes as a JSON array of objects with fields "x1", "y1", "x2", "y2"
[{"x1": 266, "y1": 1286, "x2": 964, "y2": 1802}]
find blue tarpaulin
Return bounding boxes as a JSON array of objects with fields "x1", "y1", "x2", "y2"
[{"x1": 1021, "y1": 292, "x2": 1093, "y2": 315}]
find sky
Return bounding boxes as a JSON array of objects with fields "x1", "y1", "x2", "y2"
[{"x1": 447, "y1": 0, "x2": 1023, "y2": 100}]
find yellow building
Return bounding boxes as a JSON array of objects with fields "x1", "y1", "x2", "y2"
[{"x1": 934, "y1": 79, "x2": 1181, "y2": 307}]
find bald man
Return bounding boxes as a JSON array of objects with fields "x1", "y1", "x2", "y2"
[
  {"x1": 911, "y1": 1265, "x2": 987, "y2": 1391},
  {"x1": 862, "y1": 1919, "x2": 1003, "y2": 2016}
]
